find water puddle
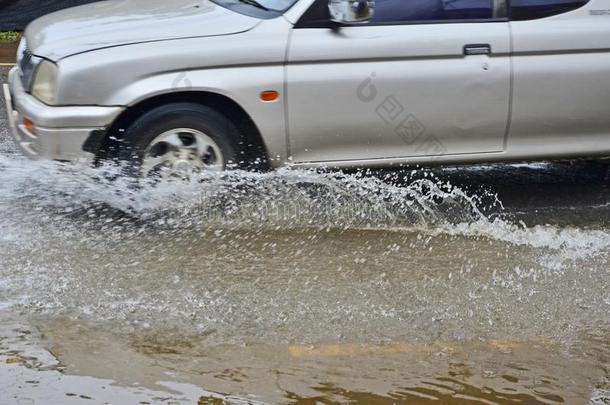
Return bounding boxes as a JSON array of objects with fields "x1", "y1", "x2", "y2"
[{"x1": 0, "y1": 147, "x2": 608, "y2": 403}]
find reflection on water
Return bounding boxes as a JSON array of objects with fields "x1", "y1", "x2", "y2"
[
  {"x1": 0, "y1": 116, "x2": 609, "y2": 403},
  {"x1": 4, "y1": 317, "x2": 609, "y2": 404}
]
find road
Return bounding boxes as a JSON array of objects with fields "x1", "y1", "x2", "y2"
[{"x1": 0, "y1": 66, "x2": 609, "y2": 404}]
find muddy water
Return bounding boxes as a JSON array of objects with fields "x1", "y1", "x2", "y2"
[{"x1": 1, "y1": 70, "x2": 610, "y2": 404}]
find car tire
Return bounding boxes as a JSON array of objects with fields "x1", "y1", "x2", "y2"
[{"x1": 117, "y1": 102, "x2": 241, "y2": 178}]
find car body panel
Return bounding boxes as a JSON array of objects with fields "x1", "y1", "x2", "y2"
[
  {"x1": 5, "y1": 69, "x2": 122, "y2": 161},
  {"x1": 507, "y1": 5, "x2": 610, "y2": 158},
  {"x1": 7, "y1": 67, "x2": 123, "y2": 128},
  {"x1": 26, "y1": 0, "x2": 260, "y2": 60},
  {"x1": 54, "y1": 18, "x2": 292, "y2": 163},
  {"x1": 286, "y1": 22, "x2": 511, "y2": 163}
]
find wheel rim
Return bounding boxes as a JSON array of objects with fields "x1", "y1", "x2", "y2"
[{"x1": 141, "y1": 128, "x2": 224, "y2": 178}]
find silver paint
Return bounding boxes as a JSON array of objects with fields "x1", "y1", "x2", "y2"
[{"x1": 4, "y1": 0, "x2": 610, "y2": 168}]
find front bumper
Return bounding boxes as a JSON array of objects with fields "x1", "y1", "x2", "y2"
[{"x1": 3, "y1": 67, "x2": 124, "y2": 162}]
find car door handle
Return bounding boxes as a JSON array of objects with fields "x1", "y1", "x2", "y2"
[{"x1": 464, "y1": 44, "x2": 492, "y2": 56}]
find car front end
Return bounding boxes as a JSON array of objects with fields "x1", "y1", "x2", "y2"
[
  {"x1": 3, "y1": 0, "x2": 272, "y2": 164},
  {"x1": 4, "y1": 38, "x2": 124, "y2": 162}
]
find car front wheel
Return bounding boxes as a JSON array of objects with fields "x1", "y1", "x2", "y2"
[{"x1": 118, "y1": 102, "x2": 240, "y2": 179}]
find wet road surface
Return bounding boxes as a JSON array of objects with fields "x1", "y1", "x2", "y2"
[{"x1": 1, "y1": 67, "x2": 609, "y2": 404}]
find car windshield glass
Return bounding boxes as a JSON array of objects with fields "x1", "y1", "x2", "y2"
[
  {"x1": 253, "y1": 0, "x2": 299, "y2": 10},
  {"x1": 211, "y1": 0, "x2": 299, "y2": 17}
]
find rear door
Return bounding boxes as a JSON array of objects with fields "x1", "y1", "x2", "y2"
[
  {"x1": 286, "y1": 0, "x2": 512, "y2": 164},
  {"x1": 507, "y1": 0, "x2": 610, "y2": 157}
]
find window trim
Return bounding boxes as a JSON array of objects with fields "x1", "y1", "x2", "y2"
[{"x1": 295, "y1": 17, "x2": 510, "y2": 28}]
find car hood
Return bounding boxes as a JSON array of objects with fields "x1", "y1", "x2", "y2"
[{"x1": 25, "y1": 0, "x2": 260, "y2": 61}]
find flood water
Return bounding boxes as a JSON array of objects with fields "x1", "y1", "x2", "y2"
[{"x1": 1, "y1": 68, "x2": 609, "y2": 404}]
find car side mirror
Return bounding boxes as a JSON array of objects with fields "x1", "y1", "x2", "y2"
[{"x1": 328, "y1": 0, "x2": 375, "y2": 24}]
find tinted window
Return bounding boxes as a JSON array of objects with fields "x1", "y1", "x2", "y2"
[
  {"x1": 511, "y1": 0, "x2": 588, "y2": 20},
  {"x1": 373, "y1": 0, "x2": 500, "y2": 23}
]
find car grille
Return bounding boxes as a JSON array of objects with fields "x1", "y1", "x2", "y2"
[{"x1": 19, "y1": 45, "x2": 37, "y2": 93}]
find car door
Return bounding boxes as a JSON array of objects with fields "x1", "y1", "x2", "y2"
[
  {"x1": 286, "y1": 0, "x2": 512, "y2": 164},
  {"x1": 507, "y1": 0, "x2": 610, "y2": 158}
]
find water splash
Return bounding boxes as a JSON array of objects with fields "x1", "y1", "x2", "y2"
[
  {"x1": 0, "y1": 154, "x2": 607, "y2": 261},
  {"x1": 0, "y1": 154, "x2": 608, "y2": 344},
  {"x1": 0, "y1": 154, "x2": 491, "y2": 226}
]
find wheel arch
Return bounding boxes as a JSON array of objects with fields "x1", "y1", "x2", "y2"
[{"x1": 96, "y1": 91, "x2": 271, "y2": 170}]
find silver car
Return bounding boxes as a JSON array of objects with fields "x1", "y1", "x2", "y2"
[{"x1": 3, "y1": 0, "x2": 610, "y2": 176}]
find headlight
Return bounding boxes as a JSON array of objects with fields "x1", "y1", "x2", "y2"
[{"x1": 32, "y1": 60, "x2": 58, "y2": 105}]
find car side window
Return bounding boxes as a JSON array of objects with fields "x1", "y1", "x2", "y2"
[
  {"x1": 372, "y1": 0, "x2": 502, "y2": 23},
  {"x1": 510, "y1": 0, "x2": 589, "y2": 20}
]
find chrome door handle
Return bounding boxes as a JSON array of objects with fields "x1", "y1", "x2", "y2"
[{"x1": 464, "y1": 44, "x2": 492, "y2": 56}]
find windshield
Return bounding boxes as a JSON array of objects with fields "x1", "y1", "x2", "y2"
[
  {"x1": 255, "y1": 0, "x2": 300, "y2": 10},
  {"x1": 211, "y1": 0, "x2": 299, "y2": 18}
]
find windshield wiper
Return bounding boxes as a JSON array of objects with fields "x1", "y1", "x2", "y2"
[{"x1": 237, "y1": 0, "x2": 271, "y2": 11}]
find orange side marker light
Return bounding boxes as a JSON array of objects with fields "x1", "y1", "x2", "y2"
[
  {"x1": 23, "y1": 118, "x2": 35, "y2": 133},
  {"x1": 260, "y1": 90, "x2": 279, "y2": 102}
]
